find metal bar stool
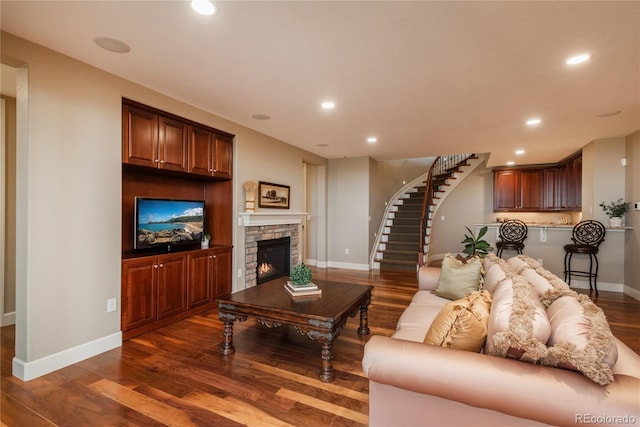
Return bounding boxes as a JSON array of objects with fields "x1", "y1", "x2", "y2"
[
  {"x1": 496, "y1": 219, "x2": 528, "y2": 258},
  {"x1": 563, "y1": 220, "x2": 606, "y2": 294}
]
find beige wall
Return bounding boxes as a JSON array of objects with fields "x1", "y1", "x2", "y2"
[
  {"x1": 2, "y1": 95, "x2": 16, "y2": 320},
  {"x1": 625, "y1": 130, "x2": 640, "y2": 294},
  {"x1": 1, "y1": 32, "x2": 326, "y2": 378}
]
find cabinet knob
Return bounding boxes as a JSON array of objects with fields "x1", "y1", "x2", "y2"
[
  {"x1": 154, "y1": 264, "x2": 159, "y2": 268},
  {"x1": 209, "y1": 168, "x2": 214, "y2": 172},
  {"x1": 213, "y1": 169, "x2": 217, "y2": 173},
  {"x1": 159, "y1": 160, "x2": 165, "y2": 164},
  {"x1": 213, "y1": 255, "x2": 217, "y2": 259},
  {"x1": 159, "y1": 263, "x2": 164, "y2": 268},
  {"x1": 209, "y1": 255, "x2": 213, "y2": 259},
  {"x1": 154, "y1": 159, "x2": 159, "y2": 163}
]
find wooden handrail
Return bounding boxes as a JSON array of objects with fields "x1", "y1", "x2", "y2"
[{"x1": 418, "y1": 154, "x2": 476, "y2": 266}]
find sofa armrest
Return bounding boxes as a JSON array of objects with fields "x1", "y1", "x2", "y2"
[
  {"x1": 363, "y1": 335, "x2": 640, "y2": 426},
  {"x1": 417, "y1": 266, "x2": 440, "y2": 291}
]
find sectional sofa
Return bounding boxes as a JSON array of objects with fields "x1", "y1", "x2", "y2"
[{"x1": 362, "y1": 254, "x2": 640, "y2": 426}]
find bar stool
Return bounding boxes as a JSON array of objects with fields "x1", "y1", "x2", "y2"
[
  {"x1": 563, "y1": 220, "x2": 606, "y2": 294},
  {"x1": 496, "y1": 219, "x2": 528, "y2": 258}
]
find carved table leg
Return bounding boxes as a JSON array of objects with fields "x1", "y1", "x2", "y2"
[
  {"x1": 221, "y1": 320, "x2": 235, "y2": 356},
  {"x1": 319, "y1": 342, "x2": 335, "y2": 383},
  {"x1": 358, "y1": 305, "x2": 370, "y2": 335}
]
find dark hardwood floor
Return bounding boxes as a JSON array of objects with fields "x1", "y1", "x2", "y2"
[{"x1": 1, "y1": 268, "x2": 639, "y2": 426}]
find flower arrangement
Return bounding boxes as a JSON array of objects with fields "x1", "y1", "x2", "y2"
[
  {"x1": 290, "y1": 263, "x2": 313, "y2": 285},
  {"x1": 599, "y1": 198, "x2": 630, "y2": 218}
]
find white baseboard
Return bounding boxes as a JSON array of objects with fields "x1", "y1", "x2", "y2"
[
  {"x1": 569, "y1": 280, "x2": 623, "y2": 293},
  {"x1": 2, "y1": 311, "x2": 15, "y2": 326},
  {"x1": 12, "y1": 331, "x2": 122, "y2": 381},
  {"x1": 623, "y1": 285, "x2": 640, "y2": 301},
  {"x1": 305, "y1": 259, "x2": 329, "y2": 268}
]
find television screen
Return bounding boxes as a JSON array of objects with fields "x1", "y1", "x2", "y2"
[{"x1": 135, "y1": 198, "x2": 205, "y2": 250}]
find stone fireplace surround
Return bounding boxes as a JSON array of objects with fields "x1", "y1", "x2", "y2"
[{"x1": 240, "y1": 212, "x2": 308, "y2": 288}]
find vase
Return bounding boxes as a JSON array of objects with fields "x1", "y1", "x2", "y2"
[
  {"x1": 609, "y1": 217, "x2": 623, "y2": 228},
  {"x1": 201, "y1": 239, "x2": 210, "y2": 249}
]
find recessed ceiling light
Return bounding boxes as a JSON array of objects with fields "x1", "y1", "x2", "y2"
[
  {"x1": 566, "y1": 53, "x2": 591, "y2": 65},
  {"x1": 94, "y1": 37, "x2": 131, "y2": 53},
  {"x1": 367, "y1": 137, "x2": 378, "y2": 144},
  {"x1": 515, "y1": 149, "x2": 525, "y2": 155},
  {"x1": 251, "y1": 114, "x2": 270, "y2": 120},
  {"x1": 595, "y1": 110, "x2": 622, "y2": 118},
  {"x1": 316, "y1": 144, "x2": 329, "y2": 147},
  {"x1": 526, "y1": 118, "x2": 542, "y2": 126},
  {"x1": 321, "y1": 101, "x2": 335, "y2": 110},
  {"x1": 191, "y1": 0, "x2": 217, "y2": 15},
  {"x1": 506, "y1": 161, "x2": 515, "y2": 166}
]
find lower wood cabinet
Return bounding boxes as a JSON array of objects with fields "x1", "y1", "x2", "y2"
[{"x1": 122, "y1": 246, "x2": 232, "y2": 339}]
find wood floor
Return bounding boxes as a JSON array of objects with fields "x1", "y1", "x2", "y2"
[{"x1": 2, "y1": 268, "x2": 639, "y2": 427}]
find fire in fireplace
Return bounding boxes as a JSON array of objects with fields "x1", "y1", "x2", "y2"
[{"x1": 256, "y1": 237, "x2": 290, "y2": 284}]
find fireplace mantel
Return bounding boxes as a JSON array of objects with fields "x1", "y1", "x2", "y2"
[{"x1": 239, "y1": 211, "x2": 309, "y2": 227}]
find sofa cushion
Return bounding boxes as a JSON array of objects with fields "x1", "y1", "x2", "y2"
[
  {"x1": 424, "y1": 290, "x2": 492, "y2": 352},
  {"x1": 483, "y1": 262, "x2": 507, "y2": 295},
  {"x1": 485, "y1": 275, "x2": 551, "y2": 362},
  {"x1": 432, "y1": 254, "x2": 483, "y2": 300},
  {"x1": 396, "y1": 291, "x2": 448, "y2": 331}
]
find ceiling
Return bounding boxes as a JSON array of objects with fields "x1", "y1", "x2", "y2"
[{"x1": 1, "y1": 1, "x2": 638, "y2": 167}]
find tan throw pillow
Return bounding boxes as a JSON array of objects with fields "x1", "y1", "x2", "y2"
[
  {"x1": 542, "y1": 294, "x2": 618, "y2": 385},
  {"x1": 433, "y1": 254, "x2": 483, "y2": 300},
  {"x1": 485, "y1": 275, "x2": 551, "y2": 363},
  {"x1": 424, "y1": 290, "x2": 492, "y2": 352}
]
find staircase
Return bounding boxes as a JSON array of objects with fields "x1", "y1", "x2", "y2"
[{"x1": 373, "y1": 154, "x2": 483, "y2": 271}]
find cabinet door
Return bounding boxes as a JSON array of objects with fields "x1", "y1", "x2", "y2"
[
  {"x1": 543, "y1": 168, "x2": 561, "y2": 210},
  {"x1": 493, "y1": 170, "x2": 518, "y2": 211},
  {"x1": 213, "y1": 134, "x2": 233, "y2": 179},
  {"x1": 158, "y1": 117, "x2": 188, "y2": 172},
  {"x1": 188, "y1": 125, "x2": 214, "y2": 176},
  {"x1": 212, "y1": 248, "x2": 232, "y2": 297},
  {"x1": 122, "y1": 257, "x2": 157, "y2": 331},
  {"x1": 157, "y1": 254, "x2": 188, "y2": 319},
  {"x1": 187, "y1": 250, "x2": 213, "y2": 309},
  {"x1": 572, "y1": 157, "x2": 582, "y2": 209},
  {"x1": 123, "y1": 104, "x2": 158, "y2": 168},
  {"x1": 519, "y1": 170, "x2": 543, "y2": 210}
]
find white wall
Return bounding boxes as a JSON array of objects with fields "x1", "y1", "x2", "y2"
[{"x1": 625, "y1": 131, "x2": 640, "y2": 295}]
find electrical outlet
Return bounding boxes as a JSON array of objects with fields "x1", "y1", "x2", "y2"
[
  {"x1": 237, "y1": 268, "x2": 243, "y2": 278},
  {"x1": 634, "y1": 202, "x2": 640, "y2": 211},
  {"x1": 537, "y1": 259, "x2": 544, "y2": 266},
  {"x1": 540, "y1": 228, "x2": 547, "y2": 242},
  {"x1": 441, "y1": 215, "x2": 445, "y2": 221},
  {"x1": 107, "y1": 298, "x2": 116, "y2": 313},
  {"x1": 345, "y1": 248, "x2": 350, "y2": 255}
]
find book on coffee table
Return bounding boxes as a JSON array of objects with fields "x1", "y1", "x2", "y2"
[{"x1": 284, "y1": 281, "x2": 322, "y2": 297}]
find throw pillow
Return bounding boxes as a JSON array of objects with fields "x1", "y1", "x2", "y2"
[
  {"x1": 432, "y1": 254, "x2": 483, "y2": 300},
  {"x1": 542, "y1": 294, "x2": 618, "y2": 385},
  {"x1": 424, "y1": 290, "x2": 492, "y2": 352},
  {"x1": 485, "y1": 275, "x2": 551, "y2": 363}
]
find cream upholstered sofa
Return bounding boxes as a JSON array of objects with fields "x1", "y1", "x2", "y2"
[{"x1": 362, "y1": 254, "x2": 640, "y2": 426}]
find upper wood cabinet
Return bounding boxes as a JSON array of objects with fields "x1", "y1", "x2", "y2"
[
  {"x1": 493, "y1": 169, "x2": 543, "y2": 211},
  {"x1": 123, "y1": 99, "x2": 232, "y2": 180},
  {"x1": 123, "y1": 104, "x2": 188, "y2": 172},
  {"x1": 188, "y1": 126, "x2": 233, "y2": 179},
  {"x1": 493, "y1": 153, "x2": 582, "y2": 212}
]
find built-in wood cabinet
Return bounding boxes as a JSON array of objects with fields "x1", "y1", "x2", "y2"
[
  {"x1": 187, "y1": 247, "x2": 232, "y2": 310},
  {"x1": 122, "y1": 99, "x2": 234, "y2": 340},
  {"x1": 493, "y1": 153, "x2": 581, "y2": 212},
  {"x1": 493, "y1": 169, "x2": 544, "y2": 211},
  {"x1": 123, "y1": 103, "x2": 189, "y2": 172}
]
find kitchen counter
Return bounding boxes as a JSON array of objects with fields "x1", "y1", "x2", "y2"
[{"x1": 473, "y1": 223, "x2": 631, "y2": 292}]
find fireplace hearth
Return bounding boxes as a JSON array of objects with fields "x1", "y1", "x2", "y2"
[{"x1": 256, "y1": 237, "x2": 291, "y2": 284}]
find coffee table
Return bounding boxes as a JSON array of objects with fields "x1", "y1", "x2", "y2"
[{"x1": 217, "y1": 277, "x2": 373, "y2": 382}]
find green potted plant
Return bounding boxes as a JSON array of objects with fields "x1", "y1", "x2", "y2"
[
  {"x1": 599, "y1": 198, "x2": 630, "y2": 227},
  {"x1": 461, "y1": 225, "x2": 493, "y2": 258},
  {"x1": 290, "y1": 263, "x2": 313, "y2": 286}
]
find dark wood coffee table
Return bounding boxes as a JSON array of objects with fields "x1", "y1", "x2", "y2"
[{"x1": 217, "y1": 277, "x2": 373, "y2": 382}]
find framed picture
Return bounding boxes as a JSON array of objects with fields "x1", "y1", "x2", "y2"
[{"x1": 258, "y1": 181, "x2": 290, "y2": 209}]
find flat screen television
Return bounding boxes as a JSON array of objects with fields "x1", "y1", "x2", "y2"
[{"x1": 135, "y1": 197, "x2": 205, "y2": 251}]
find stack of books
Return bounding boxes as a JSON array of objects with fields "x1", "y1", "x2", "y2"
[{"x1": 284, "y1": 281, "x2": 322, "y2": 297}]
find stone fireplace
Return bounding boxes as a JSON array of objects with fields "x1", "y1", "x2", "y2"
[{"x1": 241, "y1": 212, "x2": 307, "y2": 288}]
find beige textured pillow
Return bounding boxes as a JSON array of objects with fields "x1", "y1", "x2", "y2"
[
  {"x1": 432, "y1": 254, "x2": 483, "y2": 300},
  {"x1": 485, "y1": 276, "x2": 551, "y2": 362},
  {"x1": 424, "y1": 290, "x2": 492, "y2": 352},
  {"x1": 542, "y1": 294, "x2": 618, "y2": 385}
]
